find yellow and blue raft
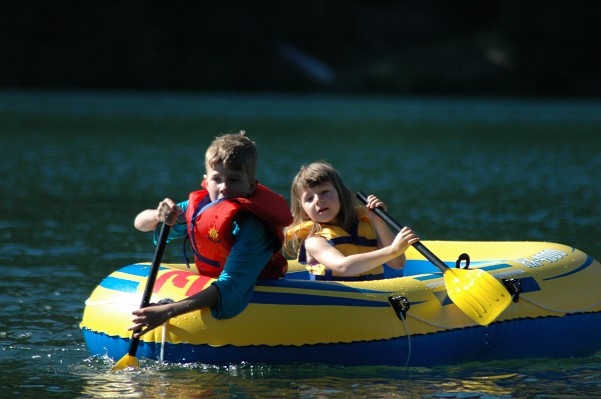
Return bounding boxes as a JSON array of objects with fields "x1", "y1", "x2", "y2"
[{"x1": 81, "y1": 241, "x2": 601, "y2": 366}]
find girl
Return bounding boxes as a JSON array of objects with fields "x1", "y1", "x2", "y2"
[{"x1": 284, "y1": 161, "x2": 419, "y2": 281}]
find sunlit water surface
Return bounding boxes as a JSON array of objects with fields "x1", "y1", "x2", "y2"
[{"x1": 1, "y1": 90, "x2": 600, "y2": 398}]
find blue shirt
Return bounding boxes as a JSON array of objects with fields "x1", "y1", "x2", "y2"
[{"x1": 153, "y1": 200, "x2": 273, "y2": 319}]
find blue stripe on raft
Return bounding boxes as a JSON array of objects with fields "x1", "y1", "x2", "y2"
[
  {"x1": 480, "y1": 264, "x2": 511, "y2": 272},
  {"x1": 99, "y1": 264, "x2": 172, "y2": 293},
  {"x1": 433, "y1": 291, "x2": 453, "y2": 306},
  {"x1": 100, "y1": 276, "x2": 140, "y2": 293},
  {"x1": 97, "y1": 264, "x2": 160, "y2": 293},
  {"x1": 413, "y1": 273, "x2": 443, "y2": 281},
  {"x1": 257, "y1": 279, "x2": 388, "y2": 295},
  {"x1": 404, "y1": 259, "x2": 507, "y2": 274},
  {"x1": 99, "y1": 276, "x2": 140, "y2": 293},
  {"x1": 543, "y1": 255, "x2": 594, "y2": 281},
  {"x1": 250, "y1": 291, "x2": 390, "y2": 307},
  {"x1": 518, "y1": 276, "x2": 541, "y2": 293},
  {"x1": 411, "y1": 264, "x2": 511, "y2": 281}
]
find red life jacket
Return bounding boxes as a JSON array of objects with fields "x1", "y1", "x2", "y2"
[{"x1": 185, "y1": 184, "x2": 292, "y2": 279}]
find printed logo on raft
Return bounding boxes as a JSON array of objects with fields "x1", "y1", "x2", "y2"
[{"x1": 515, "y1": 249, "x2": 568, "y2": 268}]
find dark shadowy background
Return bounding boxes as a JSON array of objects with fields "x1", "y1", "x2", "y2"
[{"x1": 1, "y1": 1, "x2": 600, "y2": 98}]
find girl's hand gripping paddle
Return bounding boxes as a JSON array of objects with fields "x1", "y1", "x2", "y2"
[{"x1": 357, "y1": 191, "x2": 510, "y2": 326}]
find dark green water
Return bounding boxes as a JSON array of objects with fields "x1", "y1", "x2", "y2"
[{"x1": 1, "y1": 90, "x2": 601, "y2": 398}]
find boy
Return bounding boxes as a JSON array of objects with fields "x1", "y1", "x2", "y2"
[{"x1": 129, "y1": 131, "x2": 292, "y2": 338}]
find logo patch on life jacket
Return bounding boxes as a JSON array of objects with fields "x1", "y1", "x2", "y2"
[{"x1": 207, "y1": 225, "x2": 221, "y2": 243}]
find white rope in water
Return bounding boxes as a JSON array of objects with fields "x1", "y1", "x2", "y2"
[
  {"x1": 399, "y1": 314, "x2": 412, "y2": 367},
  {"x1": 160, "y1": 324, "x2": 167, "y2": 363}
]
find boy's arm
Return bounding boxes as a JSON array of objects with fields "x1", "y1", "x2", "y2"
[
  {"x1": 134, "y1": 198, "x2": 185, "y2": 231},
  {"x1": 129, "y1": 213, "x2": 272, "y2": 336},
  {"x1": 134, "y1": 209, "x2": 160, "y2": 232},
  {"x1": 210, "y1": 213, "x2": 273, "y2": 319}
]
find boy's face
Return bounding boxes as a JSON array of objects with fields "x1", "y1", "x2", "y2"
[{"x1": 204, "y1": 162, "x2": 256, "y2": 201}]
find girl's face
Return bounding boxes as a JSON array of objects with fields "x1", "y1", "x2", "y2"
[{"x1": 300, "y1": 182, "x2": 341, "y2": 224}]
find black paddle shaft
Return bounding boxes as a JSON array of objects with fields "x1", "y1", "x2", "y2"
[
  {"x1": 127, "y1": 222, "x2": 171, "y2": 356},
  {"x1": 356, "y1": 191, "x2": 449, "y2": 273}
]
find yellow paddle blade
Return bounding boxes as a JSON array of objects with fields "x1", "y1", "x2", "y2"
[
  {"x1": 111, "y1": 354, "x2": 140, "y2": 371},
  {"x1": 443, "y1": 267, "x2": 512, "y2": 326}
]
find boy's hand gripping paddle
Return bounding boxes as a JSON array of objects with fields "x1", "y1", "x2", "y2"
[{"x1": 112, "y1": 223, "x2": 171, "y2": 370}]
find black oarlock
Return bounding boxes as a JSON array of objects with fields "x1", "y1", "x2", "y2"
[
  {"x1": 502, "y1": 278, "x2": 523, "y2": 303},
  {"x1": 388, "y1": 295, "x2": 410, "y2": 321}
]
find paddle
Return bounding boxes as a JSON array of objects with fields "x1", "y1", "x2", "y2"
[
  {"x1": 356, "y1": 191, "x2": 511, "y2": 326},
  {"x1": 112, "y1": 222, "x2": 171, "y2": 371}
]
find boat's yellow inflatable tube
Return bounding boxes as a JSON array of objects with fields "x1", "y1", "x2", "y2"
[{"x1": 81, "y1": 241, "x2": 601, "y2": 366}]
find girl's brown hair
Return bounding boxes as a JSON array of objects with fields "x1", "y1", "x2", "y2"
[{"x1": 285, "y1": 161, "x2": 359, "y2": 257}]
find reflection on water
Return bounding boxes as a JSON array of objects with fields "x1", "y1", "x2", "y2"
[
  {"x1": 1, "y1": 90, "x2": 601, "y2": 398},
  {"x1": 71, "y1": 358, "x2": 601, "y2": 399}
]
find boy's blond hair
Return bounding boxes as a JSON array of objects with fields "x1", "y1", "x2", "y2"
[{"x1": 205, "y1": 131, "x2": 258, "y2": 179}]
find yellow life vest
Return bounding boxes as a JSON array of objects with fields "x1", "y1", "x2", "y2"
[{"x1": 289, "y1": 214, "x2": 385, "y2": 280}]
